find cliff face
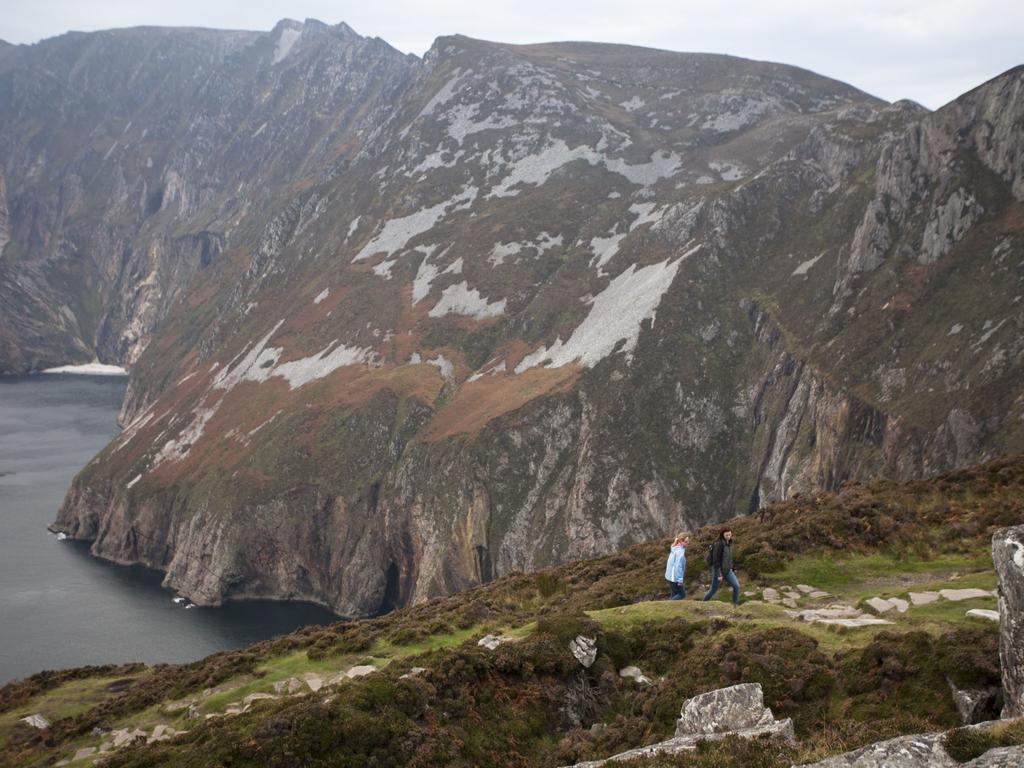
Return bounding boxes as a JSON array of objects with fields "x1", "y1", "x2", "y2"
[
  {"x1": 0, "y1": 20, "x2": 415, "y2": 373},
  {"x1": 41, "y1": 28, "x2": 1023, "y2": 615}
]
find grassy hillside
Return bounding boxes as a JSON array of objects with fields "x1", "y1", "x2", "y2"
[{"x1": 3, "y1": 454, "x2": 1023, "y2": 767}]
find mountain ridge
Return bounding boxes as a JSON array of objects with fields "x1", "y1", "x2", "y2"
[{"x1": 29, "y1": 28, "x2": 1021, "y2": 618}]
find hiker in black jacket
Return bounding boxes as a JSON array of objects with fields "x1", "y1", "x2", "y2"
[{"x1": 702, "y1": 527, "x2": 740, "y2": 604}]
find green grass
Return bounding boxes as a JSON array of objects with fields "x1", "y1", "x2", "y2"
[
  {"x1": 761, "y1": 551, "x2": 992, "y2": 599},
  {"x1": 0, "y1": 676, "x2": 130, "y2": 748},
  {"x1": 193, "y1": 622, "x2": 532, "y2": 716}
]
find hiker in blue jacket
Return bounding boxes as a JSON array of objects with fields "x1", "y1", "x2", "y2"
[
  {"x1": 703, "y1": 527, "x2": 741, "y2": 604},
  {"x1": 665, "y1": 532, "x2": 689, "y2": 600}
]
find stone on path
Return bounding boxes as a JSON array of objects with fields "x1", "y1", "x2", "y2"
[
  {"x1": 72, "y1": 747, "x2": 97, "y2": 762},
  {"x1": 993, "y1": 524, "x2": 1024, "y2": 718},
  {"x1": 797, "y1": 607, "x2": 862, "y2": 620},
  {"x1": 619, "y1": 666, "x2": 652, "y2": 686},
  {"x1": 111, "y1": 728, "x2": 147, "y2": 748},
  {"x1": 243, "y1": 692, "x2": 278, "y2": 705},
  {"x1": 302, "y1": 674, "x2": 323, "y2": 692},
  {"x1": 782, "y1": 597, "x2": 798, "y2": 608},
  {"x1": 940, "y1": 588, "x2": 993, "y2": 602},
  {"x1": 569, "y1": 635, "x2": 598, "y2": 668},
  {"x1": 966, "y1": 608, "x2": 1000, "y2": 622},
  {"x1": 809, "y1": 590, "x2": 830, "y2": 599},
  {"x1": 820, "y1": 617, "x2": 895, "y2": 628},
  {"x1": 865, "y1": 597, "x2": 897, "y2": 614},
  {"x1": 890, "y1": 597, "x2": 909, "y2": 613},
  {"x1": 909, "y1": 591, "x2": 940, "y2": 605},
  {"x1": 19, "y1": 714, "x2": 50, "y2": 729},
  {"x1": 761, "y1": 587, "x2": 780, "y2": 602},
  {"x1": 477, "y1": 633, "x2": 512, "y2": 650},
  {"x1": 147, "y1": 724, "x2": 176, "y2": 743},
  {"x1": 400, "y1": 667, "x2": 427, "y2": 679},
  {"x1": 272, "y1": 677, "x2": 304, "y2": 695},
  {"x1": 796, "y1": 584, "x2": 816, "y2": 593},
  {"x1": 345, "y1": 665, "x2": 378, "y2": 679}
]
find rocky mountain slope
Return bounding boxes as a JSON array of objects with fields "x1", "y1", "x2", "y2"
[
  {"x1": 0, "y1": 19, "x2": 414, "y2": 373},
  {"x1": 15, "y1": 21, "x2": 1021, "y2": 615},
  {"x1": 5, "y1": 454, "x2": 1024, "y2": 767}
]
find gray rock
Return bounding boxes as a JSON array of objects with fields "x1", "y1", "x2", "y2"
[
  {"x1": 675, "y1": 683, "x2": 778, "y2": 736},
  {"x1": 818, "y1": 617, "x2": 896, "y2": 629},
  {"x1": 72, "y1": 747, "x2": 98, "y2": 762},
  {"x1": 302, "y1": 674, "x2": 323, "y2": 692},
  {"x1": 865, "y1": 597, "x2": 896, "y2": 614},
  {"x1": 147, "y1": 724, "x2": 176, "y2": 743},
  {"x1": 477, "y1": 633, "x2": 512, "y2": 651},
  {"x1": 890, "y1": 597, "x2": 910, "y2": 613},
  {"x1": 762, "y1": 587, "x2": 781, "y2": 602},
  {"x1": 618, "y1": 666, "x2": 652, "y2": 686},
  {"x1": 993, "y1": 525, "x2": 1024, "y2": 718},
  {"x1": 272, "y1": 677, "x2": 304, "y2": 695},
  {"x1": 950, "y1": 679, "x2": 1000, "y2": 724},
  {"x1": 909, "y1": 591, "x2": 940, "y2": 605},
  {"x1": 569, "y1": 635, "x2": 597, "y2": 668},
  {"x1": 794, "y1": 732, "x2": 955, "y2": 767},
  {"x1": 243, "y1": 692, "x2": 278, "y2": 706},
  {"x1": 559, "y1": 683, "x2": 793, "y2": 768},
  {"x1": 345, "y1": 665, "x2": 378, "y2": 679},
  {"x1": 963, "y1": 745, "x2": 1024, "y2": 766},
  {"x1": 19, "y1": 714, "x2": 50, "y2": 729},
  {"x1": 111, "y1": 728, "x2": 148, "y2": 748},
  {"x1": 940, "y1": 588, "x2": 993, "y2": 602},
  {"x1": 966, "y1": 609, "x2": 1000, "y2": 622}
]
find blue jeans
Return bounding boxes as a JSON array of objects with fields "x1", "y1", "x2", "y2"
[
  {"x1": 668, "y1": 580, "x2": 686, "y2": 600},
  {"x1": 703, "y1": 567, "x2": 740, "y2": 604}
]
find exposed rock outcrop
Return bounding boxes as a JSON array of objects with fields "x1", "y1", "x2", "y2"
[
  {"x1": 795, "y1": 721, "x2": 1024, "y2": 767},
  {"x1": 993, "y1": 525, "x2": 1024, "y2": 718},
  {"x1": 40, "y1": 29, "x2": 1024, "y2": 615},
  {"x1": 561, "y1": 683, "x2": 794, "y2": 767}
]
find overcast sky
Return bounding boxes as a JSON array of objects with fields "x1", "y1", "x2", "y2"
[{"x1": 2, "y1": 1, "x2": 1021, "y2": 109}]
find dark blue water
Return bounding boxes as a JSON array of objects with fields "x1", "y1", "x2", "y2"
[{"x1": 0, "y1": 375, "x2": 338, "y2": 684}]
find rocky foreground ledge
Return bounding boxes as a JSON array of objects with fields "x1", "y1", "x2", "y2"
[
  {"x1": 993, "y1": 525, "x2": 1024, "y2": 719},
  {"x1": 561, "y1": 524, "x2": 1024, "y2": 768},
  {"x1": 561, "y1": 683, "x2": 794, "y2": 767}
]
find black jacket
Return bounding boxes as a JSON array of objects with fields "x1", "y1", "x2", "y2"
[{"x1": 711, "y1": 539, "x2": 733, "y2": 573}]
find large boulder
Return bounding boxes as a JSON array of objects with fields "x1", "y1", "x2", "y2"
[
  {"x1": 569, "y1": 636, "x2": 597, "y2": 669},
  {"x1": 992, "y1": 525, "x2": 1024, "y2": 718},
  {"x1": 963, "y1": 745, "x2": 1024, "y2": 766},
  {"x1": 675, "y1": 682, "x2": 778, "y2": 736},
  {"x1": 794, "y1": 733, "x2": 956, "y2": 767},
  {"x1": 559, "y1": 683, "x2": 793, "y2": 768}
]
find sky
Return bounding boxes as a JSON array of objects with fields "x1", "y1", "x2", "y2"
[{"x1": 2, "y1": 1, "x2": 1021, "y2": 109}]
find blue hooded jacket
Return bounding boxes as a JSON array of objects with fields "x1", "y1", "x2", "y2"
[{"x1": 665, "y1": 544, "x2": 686, "y2": 582}]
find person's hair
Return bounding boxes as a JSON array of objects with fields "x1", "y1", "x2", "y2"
[
  {"x1": 719, "y1": 527, "x2": 732, "y2": 538},
  {"x1": 673, "y1": 531, "x2": 690, "y2": 544}
]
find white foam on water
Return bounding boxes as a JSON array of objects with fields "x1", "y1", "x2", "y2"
[{"x1": 41, "y1": 363, "x2": 127, "y2": 376}]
